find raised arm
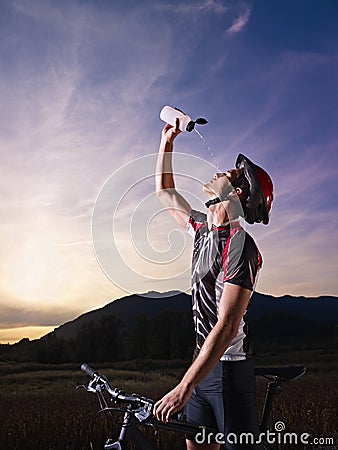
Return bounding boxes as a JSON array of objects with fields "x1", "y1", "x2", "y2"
[{"x1": 155, "y1": 120, "x2": 192, "y2": 229}]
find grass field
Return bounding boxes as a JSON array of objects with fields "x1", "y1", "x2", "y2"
[{"x1": 0, "y1": 350, "x2": 337, "y2": 450}]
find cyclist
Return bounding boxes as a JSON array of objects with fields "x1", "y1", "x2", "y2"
[{"x1": 153, "y1": 119, "x2": 273, "y2": 450}]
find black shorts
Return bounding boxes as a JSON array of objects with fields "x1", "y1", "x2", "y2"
[{"x1": 185, "y1": 359, "x2": 264, "y2": 449}]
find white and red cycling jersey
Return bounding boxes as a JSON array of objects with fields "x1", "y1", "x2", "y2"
[{"x1": 186, "y1": 209, "x2": 262, "y2": 361}]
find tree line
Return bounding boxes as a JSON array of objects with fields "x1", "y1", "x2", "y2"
[
  {"x1": 0, "y1": 310, "x2": 336, "y2": 364},
  {"x1": 0, "y1": 310, "x2": 195, "y2": 364}
]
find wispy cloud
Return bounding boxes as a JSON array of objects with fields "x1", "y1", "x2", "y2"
[
  {"x1": 0, "y1": 0, "x2": 337, "y2": 342},
  {"x1": 156, "y1": 0, "x2": 227, "y2": 16},
  {"x1": 0, "y1": 300, "x2": 77, "y2": 328},
  {"x1": 227, "y1": 7, "x2": 251, "y2": 34},
  {"x1": 255, "y1": 205, "x2": 338, "y2": 296}
]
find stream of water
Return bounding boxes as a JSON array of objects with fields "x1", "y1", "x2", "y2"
[{"x1": 194, "y1": 128, "x2": 219, "y2": 170}]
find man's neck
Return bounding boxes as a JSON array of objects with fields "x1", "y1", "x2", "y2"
[{"x1": 207, "y1": 202, "x2": 229, "y2": 229}]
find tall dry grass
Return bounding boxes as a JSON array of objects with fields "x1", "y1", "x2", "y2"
[{"x1": 0, "y1": 352, "x2": 336, "y2": 450}]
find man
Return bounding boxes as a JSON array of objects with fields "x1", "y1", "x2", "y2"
[{"x1": 153, "y1": 118, "x2": 273, "y2": 450}]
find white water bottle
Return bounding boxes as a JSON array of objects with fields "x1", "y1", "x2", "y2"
[{"x1": 160, "y1": 105, "x2": 207, "y2": 132}]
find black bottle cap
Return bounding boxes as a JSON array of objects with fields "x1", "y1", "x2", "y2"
[
  {"x1": 195, "y1": 118, "x2": 208, "y2": 125},
  {"x1": 186, "y1": 117, "x2": 208, "y2": 132}
]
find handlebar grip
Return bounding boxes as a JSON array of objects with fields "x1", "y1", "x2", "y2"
[
  {"x1": 81, "y1": 363, "x2": 97, "y2": 378},
  {"x1": 172, "y1": 412, "x2": 186, "y2": 422}
]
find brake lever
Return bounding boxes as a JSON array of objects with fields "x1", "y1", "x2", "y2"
[{"x1": 134, "y1": 401, "x2": 153, "y2": 422}]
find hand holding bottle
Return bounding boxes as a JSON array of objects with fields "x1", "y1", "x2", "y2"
[{"x1": 161, "y1": 118, "x2": 181, "y2": 144}]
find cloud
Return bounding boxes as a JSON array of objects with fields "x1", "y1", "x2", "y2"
[
  {"x1": 0, "y1": 1, "x2": 176, "y2": 319},
  {"x1": 227, "y1": 7, "x2": 251, "y2": 34},
  {"x1": 255, "y1": 205, "x2": 338, "y2": 296},
  {"x1": 0, "y1": 0, "x2": 337, "y2": 343},
  {"x1": 0, "y1": 300, "x2": 77, "y2": 328},
  {"x1": 156, "y1": 0, "x2": 227, "y2": 16}
]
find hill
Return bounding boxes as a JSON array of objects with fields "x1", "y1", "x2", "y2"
[
  {"x1": 51, "y1": 291, "x2": 192, "y2": 340},
  {"x1": 50, "y1": 291, "x2": 338, "y2": 341},
  {"x1": 1, "y1": 291, "x2": 336, "y2": 364}
]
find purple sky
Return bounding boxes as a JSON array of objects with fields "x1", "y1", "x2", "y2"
[{"x1": 0, "y1": 0, "x2": 337, "y2": 343}]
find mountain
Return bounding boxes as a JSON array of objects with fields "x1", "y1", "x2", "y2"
[
  {"x1": 51, "y1": 291, "x2": 192, "y2": 340},
  {"x1": 49, "y1": 291, "x2": 338, "y2": 341},
  {"x1": 3, "y1": 292, "x2": 336, "y2": 364},
  {"x1": 248, "y1": 292, "x2": 338, "y2": 324}
]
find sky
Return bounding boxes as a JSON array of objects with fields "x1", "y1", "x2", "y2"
[{"x1": 0, "y1": 0, "x2": 337, "y2": 344}]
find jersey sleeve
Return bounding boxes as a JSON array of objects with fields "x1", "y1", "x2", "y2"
[
  {"x1": 186, "y1": 209, "x2": 207, "y2": 237},
  {"x1": 222, "y1": 230, "x2": 263, "y2": 291}
]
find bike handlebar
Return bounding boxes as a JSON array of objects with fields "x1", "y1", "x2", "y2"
[
  {"x1": 81, "y1": 363, "x2": 98, "y2": 378},
  {"x1": 80, "y1": 362, "x2": 306, "y2": 427},
  {"x1": 81, "y1": 363, "x2": 154, "y2": 411}
]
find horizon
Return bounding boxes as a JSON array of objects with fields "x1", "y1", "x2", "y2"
[
  {"x1": 2, "y1": 289, "x2": 337, "y2": 346},
  {"x1": 1, "y1": 0, "x2": 337, "y2": 344}
]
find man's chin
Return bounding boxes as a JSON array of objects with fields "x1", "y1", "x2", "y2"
[{"x1": 203, "y1": 184, "x2": 214, "y2": 196}]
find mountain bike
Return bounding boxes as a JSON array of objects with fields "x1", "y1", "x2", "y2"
[{"x1": 78, "y1": 362, "x2": 306, "y2": 449}]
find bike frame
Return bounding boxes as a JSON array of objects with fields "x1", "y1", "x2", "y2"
[
  {"x1": 102, "y1": 406, "x2": 220, "y2": 449},
  {"x1": 80, "y1": 363, "x2": 306, "y2": 450},
  {"x1": 104, "y1": 409, "x2": 156, "y2": 450}
]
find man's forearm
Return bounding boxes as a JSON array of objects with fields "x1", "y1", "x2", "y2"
[
  {"x1": 180, "y1": 285, "x2": 251, "y2": 391},
  {"x1": 155, "y1": 128, "x2": 192, "y2": 228},
  {"x1": 180, "y1": 321, "x2": 236, "y2": 390},
  {"x1": 153, "y1": 321, "x2": 236, "y2": 423},
  {"x1": 156, "y1": 137, "x2": 175, "y2": 191}
]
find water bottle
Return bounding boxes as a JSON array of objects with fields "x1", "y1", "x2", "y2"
[{"x1": 159, "y1": 106, "x2": 207, "y2": 132}]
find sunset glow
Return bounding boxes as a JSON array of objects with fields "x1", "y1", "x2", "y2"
[{"x1": 0, "y1": 0, "x2": 337, "y2": 343}]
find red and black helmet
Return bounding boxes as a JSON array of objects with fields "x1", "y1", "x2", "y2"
[{"x1": 235, "y1": 154, "x2": 274, "y2": 225}]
